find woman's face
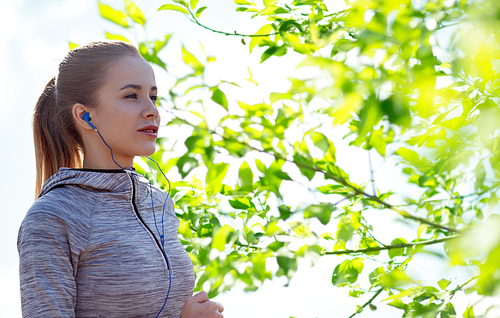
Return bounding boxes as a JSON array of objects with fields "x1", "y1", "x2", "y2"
[{"x1": 90, "y1": 55, "x2": 160, "y2": 165}]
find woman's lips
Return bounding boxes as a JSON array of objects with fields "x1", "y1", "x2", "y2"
[{"x1": 138, "y1": 125, "x2": 158, "y2": 136}]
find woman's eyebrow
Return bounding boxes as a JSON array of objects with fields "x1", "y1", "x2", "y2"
[{"x1": 118, "y1": 84, "x2": 158, "y2": 92}]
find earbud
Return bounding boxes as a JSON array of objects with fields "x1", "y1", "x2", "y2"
[{"x1": 82, "y1": 112, "x2": 97, "y2": 131}]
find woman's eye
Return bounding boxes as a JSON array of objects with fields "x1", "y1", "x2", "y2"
[
  {"x1": 125, "y1": 93, "x2": 137, "y2": 99},
  {"x1": 150, "y1": 96, "x2": 158, "y2": 102}
]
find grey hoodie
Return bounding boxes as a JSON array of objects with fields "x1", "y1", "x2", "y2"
[{"x1": 18, "y1": 168, "x2": 195, "y2": 317}]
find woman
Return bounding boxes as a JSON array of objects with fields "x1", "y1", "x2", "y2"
[{"x1": 17, "y1": 41, "x2": 224, "y2": 318}]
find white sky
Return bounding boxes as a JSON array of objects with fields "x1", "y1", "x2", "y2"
[{"x1": 1, "y1": 0, "x2": 499, "y2": 317}]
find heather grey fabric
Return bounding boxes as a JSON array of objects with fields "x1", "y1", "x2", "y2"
[{"x1": 18, "y1": 168, "x2": 195, "y2": 317}]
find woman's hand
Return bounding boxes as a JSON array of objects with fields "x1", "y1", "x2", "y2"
[{"x1": 179, "y1": 291, "x2": 224, "y2": 318}]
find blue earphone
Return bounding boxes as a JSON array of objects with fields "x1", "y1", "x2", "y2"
[
  {"x1": 83, "y1": 112, "x2": 171, "y2": 317},
  {"x1": 82, "y1": 112, "x2": 97, "y2": 130}
]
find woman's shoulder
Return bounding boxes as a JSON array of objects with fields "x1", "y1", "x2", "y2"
[{"x1": 24, "y1": 188, "x2": 96, "y2": 228}]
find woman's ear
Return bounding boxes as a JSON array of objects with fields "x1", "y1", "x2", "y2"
[{"x1": 73, "y1": 104, "x2": 94, "y2": 131}]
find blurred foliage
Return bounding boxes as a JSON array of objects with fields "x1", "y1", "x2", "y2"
[{"x1": 93, "y1": 0, "x2": 500, "y2": 316}]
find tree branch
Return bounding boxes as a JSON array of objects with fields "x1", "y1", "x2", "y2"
[
  {"x1": 322, "y1": 235, "x2": 458, "y2": 255},
  {"x1": 185, "y1": 6, "x2": 279, "y2": 38},
  {"x1": 167, "y1": 110, "x2": 459, "y2": 233},
  {"x1": 213, "y1": 130, "x2": 459, "y2": 232},
  {"x1": 348, "y1": 288, "x2": 384, "y2": 318}
]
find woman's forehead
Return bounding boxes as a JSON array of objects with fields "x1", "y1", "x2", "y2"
[{"x1": 104, "y1": 55, "x2": 156, "y2": 89}]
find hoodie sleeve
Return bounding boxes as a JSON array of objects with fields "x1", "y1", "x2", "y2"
[{"x1": 18, "y1": 209, "x2": 78, "y2": 318}]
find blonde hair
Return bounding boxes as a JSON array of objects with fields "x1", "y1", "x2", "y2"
[{"x1": 33, "y1": 41, "x2": 140, "y2": 198}]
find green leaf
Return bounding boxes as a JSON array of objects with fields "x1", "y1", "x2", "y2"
[
  {"x1": 304, "y1": 203, "x2": 334, "y2": 225},
  {"x1": 158, "y1": 4, "x2": 189, "y2": 15},
  {"x1": 279, "y1": 20, "x2": 304, "y2": 36},
  {"x1": 260, "y1": 45, "x2": 287, "y2": 63},
  {"x1": 260, "y1": 6, "x2": 289, "y2": 15},
  {"x1": 125, "y1": 0, "x2": 146, "y2": 26},
  {"x1": 317, "y1": 184, "x2": 350, "y2": 195},
  {"x1": 396, "y1": 148, "x2": 421, "y2": 168},
  {"x1": 278, "y1": 205, "x2": 291, "y2": 220},
  {"x1": 206, "y1": 162, "x2": 229, "y2": 199},
  {"x1": 290, "y1": 222, "x2": 310, "y2": 237},
  {"x1": 176, "y1": 155, "x2": 198, "y2": 178},
  {"x1": 293, "y1": 152, "x2": 315, "y2": 180},
  {"x1": 359, "y1": 237, "x2": 380, "y2": 256},
  {"x1": 182, "y1": 46, "x2": 205, "y2": 74},
  {"x1": 332, "y1": 258, "x2": 364, "y2": 286},
  {"x1": 236, "y1": 7, "x2": 259, "y2": 12},
  {"x1": 255, "y1": 159, "x2": 266, "y2": 173},
  {"x1": 249, "y1": 24, "x2": 274, "y2": 53},
  {"x1": 211, "y1": 88, "x2": 228, "y2": 110},
  {"x1": 369, "y1": 267, "x2": 385, "y2": 285},
  {"x1": 138, "y1": 42, "x2": 167, "y2": 70},
  {"x1": 153, "y1": 34, "x2": 172, "y2": 54},
  {"x1": 379, "y1": 268, "x2": 412, "y2": 288},
  {"x1": 463, "y1": 305, "x2": 475, "y2": 318},
  {"x1": 229, "y1": 198, "x2": 251, "y2": 209},
  {"x1": 234, "y1": 0, "x2": 255, "y2": 5},
  {"x1": 263, "y1": 0, "x2": 277, "y2": 5},
  {"x1": 438, "y1": 278, "x2": 451, "y2": 290},
  {"x1": 196, "y1": 6, "x2": 207, "y2": 18},
  {"x1": 441, "y1": 302, "x2": 457, "y2": 318},
  {"x1": 190, "y1": 0, "x2": 200, "y2": 9},
  {"x1": 277, "y1": 255, "x2": 297, "y2": 276},
  {"x1": 268, "y1": 241, "x2": 285, "y2": 251},
  {"x1": 238, "y1": 161, "x2": 253, "y2": 189},
  {"x1": 98, "y1": 1, "x2": 129, "y2": 28},
  {"x1": 388, "y1": 238, "x2": 407, "y2": 259},
  {"x1": 246, "y1": 67, "x2": 258, "y2": 85},
  {"x1": 212, "y1": 225, "x2": 235, "y2": 251},
  {"x1": 105, "y1": 32, "x2": 130, "y2": 43}
]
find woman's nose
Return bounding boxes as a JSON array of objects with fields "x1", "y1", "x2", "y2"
[{"x1": 143, "y1": 98, "x2": 159, "y2": 119}]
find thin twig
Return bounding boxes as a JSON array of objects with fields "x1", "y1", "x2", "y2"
[
  {"x1": 449, "y1": 275, "x2": 479, "y2": 300},
  {"x1": 368, "y1": 150, "x2": 377, "y2": 197},
  {"x1": 185, "y1": 6, "x2": 279, "y2": 38},
  {"x1": 322, "y1": 235, "x2": 458, "y2": 255},
  {"x1": 348, "y1": 288, "x2": 384, "y2": 318}
]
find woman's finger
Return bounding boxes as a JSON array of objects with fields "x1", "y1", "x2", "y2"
[
  {"x1": 191, "y1": 291, "x2": 209, "y2": 303},
  {"x1": 214, "y1": 301, "x2": 224, "y2": 313}
]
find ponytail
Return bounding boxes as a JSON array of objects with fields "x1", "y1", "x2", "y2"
[
  {"x1": 33, "y1": 77, "x2": 82, "y2": 198},
  {"x1": 32, "y1": 41, "x2": 140, "y2": 198}
]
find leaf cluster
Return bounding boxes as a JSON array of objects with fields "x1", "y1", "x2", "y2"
[{"x1": 94, "y1": 0, "x2": 500, "y2": 316}]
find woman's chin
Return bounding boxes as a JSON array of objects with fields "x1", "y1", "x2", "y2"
[{"x1": 138, "y1": 146, "x2": 157, "y2": 158}]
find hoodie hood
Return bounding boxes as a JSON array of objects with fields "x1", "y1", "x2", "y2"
[{"x1": 39, "y1": 167, "x2": 152, "y2": 204}]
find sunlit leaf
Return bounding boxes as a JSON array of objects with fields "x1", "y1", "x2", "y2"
[
  {"x1": 238, "y1": 161, "x2": 253, "y2": 189},
  {"x1": 211, "y1": 87, "x2": 228, "y2": 110},
  {"x1": 98, "y1": 1, "x2": 129, "y2": 28},
  {"x1": 388, "y1": 238, "x2": 407, "y2": 259},
  {"x1": 304, "y1": 203, "x2": 334, "y2": 225},
  {"x1": 105, "y1": 32, "x2": 130, "y2": 43},
  {"x1": 332, "y1": 258, "x2": 364, "y2": 286},
  {"x1": 190, "y1": 0, "x2": 200, "y2": 9},
  {"x1": 196, "y1": 6, "x2": 207, "y2": 18},
  {"x1": 212, "y1": 225, "x2": 235, "y2": 251},
  {"x1": 158, "y1": 4, "x2": 189, "y2": 15},
  {"x1": 125, "y1": 0, "x2": 146, "y2": 26},
  {"x1": 234, "y1": 0, "x2": 255, "y2": 5}
]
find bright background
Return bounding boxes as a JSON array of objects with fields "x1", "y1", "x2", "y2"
[{"x1": 1, "y1": 0, "x2": 497, "y2": 317}]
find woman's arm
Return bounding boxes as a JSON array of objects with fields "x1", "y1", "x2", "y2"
[{"x1": 18, "y1": 210, "x2": 78, "y2": 318}]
